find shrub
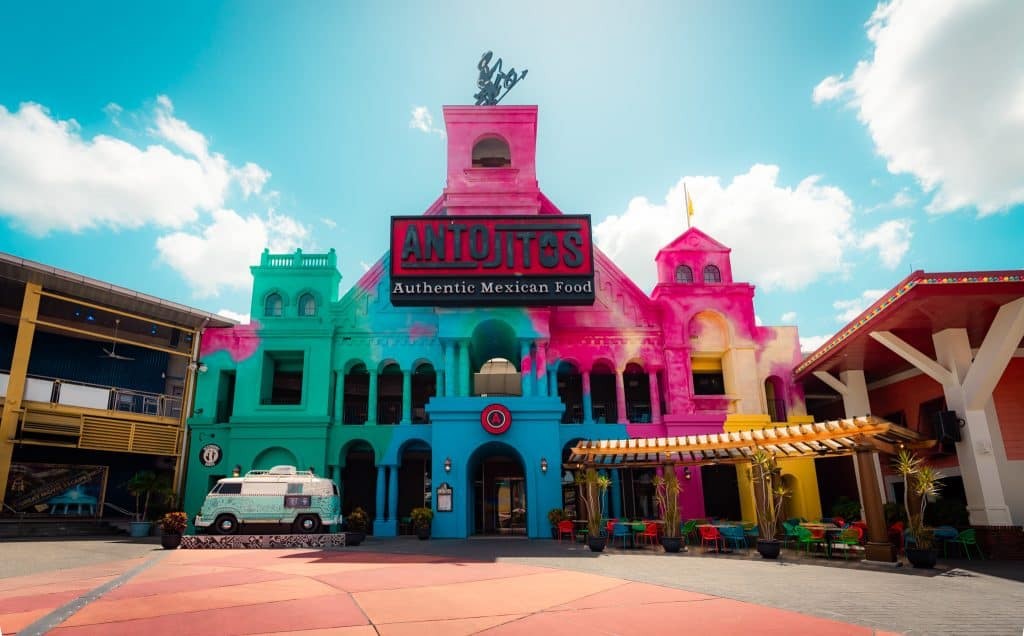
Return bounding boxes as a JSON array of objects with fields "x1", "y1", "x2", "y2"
[
  {"x1": 410, "y1": 506, "x2": 433, "y2": 531},
  {"x1": 547, "y1": 508, "x2": 567, "y2": 526},
  {"x1": 347, "y1": 507, "x2": 369, "y2": 533},
  {"x1": 159, "y1": 512, "x2": 188, "y2": 535}
]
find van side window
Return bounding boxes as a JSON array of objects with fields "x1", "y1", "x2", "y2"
[
  {"x1": 332, "y1": 483, "x2": 339, "y2": 496},
  {"x1": 209, "y1": 483, "x2": 222, "y2": 494},
  {"x1": 219, "y1": 482, "x2": 242, "y2": 494},
  {"x1": 287, "y1": 483, "x2": 303, "y2": 494}
]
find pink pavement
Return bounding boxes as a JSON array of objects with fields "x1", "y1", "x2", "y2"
[{"x1": 0, "y1": 549, "x2": 901, "y2": 636}]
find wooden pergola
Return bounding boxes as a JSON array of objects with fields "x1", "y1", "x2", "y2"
[{"x1": 568, "y1": 416, "x2": 933, "y2": 563}]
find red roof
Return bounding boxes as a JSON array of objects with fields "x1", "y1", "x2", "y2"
[{"x1": 795, "y1": 270, "x2": 1024, "y2": 387}]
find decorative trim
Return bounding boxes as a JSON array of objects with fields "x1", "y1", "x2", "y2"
[{"x1": 180, "y1": 533, "x2": 348, "y2": 549}]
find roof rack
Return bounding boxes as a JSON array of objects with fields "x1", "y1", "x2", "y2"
[{"x1": 244, "y1": 465, "x2": 315, "y2": 477}]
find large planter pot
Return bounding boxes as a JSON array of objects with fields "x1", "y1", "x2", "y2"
[
  {"x1": 587, "y1": 536, "x2": 607, "y2": 553},
  {"x1": 756, "y1": 539, "x2": 782, "y2": 559},
  {"x1": 346, "y1": 531, "x2": 365, "y2": 546},
  {"x1": 415, "y1": 526, "x2": 431, "y2": 540},
  {"x1": 129, "y1": 521, "x2": 152, "y2": 538},
  {"x1": 906, "y1": 547, "x2": 937, "y2": 569},
  {"x1": 160, "y1": 533, "x2": 182, "y2": 550},
  {"x1": 660, "y1": 536, "x2": 684, "y2": 553}
]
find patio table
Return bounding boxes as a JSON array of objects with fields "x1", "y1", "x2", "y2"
[{"x1": 801, "y1": 523, "x2": 842, "y2": 558}]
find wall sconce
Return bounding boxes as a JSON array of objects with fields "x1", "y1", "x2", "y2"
[
  {"x1": 232, "y1": 465, "x2": 241, "y2": 477},
  {"x1": 683, "y1": 466, "x2": 692, "y2": 480},
  {"x1": 540, "y1": 457, "x2": 548, "y2": 473},
  {"x1": 444, "y1": 457, "x2": 452, "y2": 473}
]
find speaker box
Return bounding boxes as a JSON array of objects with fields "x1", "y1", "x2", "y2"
[{"x1": 934, "y1": 410, "x2": 962, "y2": 444}]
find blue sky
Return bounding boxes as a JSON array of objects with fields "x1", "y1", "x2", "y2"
[{"x1": 1, "y1": 0, "x2": 1022, "y2": 350}]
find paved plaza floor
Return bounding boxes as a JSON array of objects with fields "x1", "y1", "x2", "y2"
[{"x1": 0, "y1": 536, "x2": 1021, "y2": 635}]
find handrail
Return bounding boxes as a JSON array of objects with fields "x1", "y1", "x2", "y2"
[{"x1": 103, "y1": 502, "x2": 136, "y2": 518}]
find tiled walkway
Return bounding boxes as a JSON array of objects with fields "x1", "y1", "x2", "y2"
[
  {"x1": 1, "y1": 545, "x2": 900, "y2": 635},
  {"x1": 4, "y1": 537, "x2": 1023, "y2": 635}
]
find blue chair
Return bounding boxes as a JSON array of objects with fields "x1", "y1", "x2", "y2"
[
  {"x1": 719, "y1": 525, "x2": 748, "y2": 552},
  {"x1": 742, "y1": 523, "x2": 760, "y2": 547},
  {"x1": 611, "y1": 522, "x2": 633, "y2": 549},
  {"x1": 933, "y1": 525, "x2": 959, "y2": 557}
]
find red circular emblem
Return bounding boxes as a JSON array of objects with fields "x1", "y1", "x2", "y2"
[{"x1": 481, "y1": 404, "x2": 512, "y2": 435}]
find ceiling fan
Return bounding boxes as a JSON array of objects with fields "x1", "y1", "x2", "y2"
[{"x1": 100, "y1": 319, "x2": 134, "y2": 361}]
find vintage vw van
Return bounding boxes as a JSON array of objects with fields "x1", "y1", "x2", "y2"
[{"x1": 194, "y1": 465, "x2": 341, "y2": 534}]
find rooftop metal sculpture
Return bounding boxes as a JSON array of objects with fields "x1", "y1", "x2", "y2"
[{"x1": 474, "y1": 51, "x2": 528, "y2": 106}]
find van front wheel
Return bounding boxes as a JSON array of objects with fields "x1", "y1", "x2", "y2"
[
  {"x1": 293, "y1": 515, "x2": 321, "y2": 534},
  {"x1": 215, "y1": 514, "x2": 239, "y2": 535}
]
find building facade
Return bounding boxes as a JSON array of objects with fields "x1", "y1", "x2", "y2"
[{"x1": 184, "y1": 105, "x2": 816, "y2": 537}]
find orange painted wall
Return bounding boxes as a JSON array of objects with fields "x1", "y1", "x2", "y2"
[
  {"x1": 994, "y1": 357, "x2": 1024, "y2": 460},
  {"x1": 869, "y1": 373, "x2": 958, "y2": 473}
]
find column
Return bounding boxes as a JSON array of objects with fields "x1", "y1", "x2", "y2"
[
  {"x1": 615, "y1": 370, "x2": 628, "y2": 424},
  {"x1": 0, "y1": 283, "x2": 41, "y2": 503},
  {"x1": 367, "y1": 370, "x2": 378, "y2": 425},
  {"x1": 855, "y1": 445, "x2": 896, "y2": 563},
  {"x1": 648, "y1": 370, "x2": 662, "y2": 424},
  {"x1": 374, "y1": 465, "x2": 386, "y2": 525},
  {"x1": 520, "y1": 341, "x2": 533, "y2": 397},
  {"x1": 444, "y1": 341, "x2": 456, "y2": 397},
  {"x1": 611, "y1": 469, "x2": 622, "y2": 518},
  {"x1": 401, "y1": 369, "x2": 412, "y2": 424},
  {"x1": 459, "y1": 339, "x2": 471, "y2": 397},
  {"x1": 582, "y1": 371, "x2": 594, "y2": 425},
  {"x1": 388, "y1": 465, "x2": 399, "y2": 521},
  {"x1": 436, "y1": 368, "x2": 445, "y2": 398},
  {"x1": 535, "y1": 340, "x2": 548, "y2": 397}
]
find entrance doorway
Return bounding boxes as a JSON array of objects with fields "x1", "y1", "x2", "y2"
[{"x1": 471, "y1": 445, "x2": 526, "y2": 536}]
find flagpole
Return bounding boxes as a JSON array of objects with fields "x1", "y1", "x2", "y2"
[{"x1": 684, "y1": 183, "x2": 692, "y2": 229}]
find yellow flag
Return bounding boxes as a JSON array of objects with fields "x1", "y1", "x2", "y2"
[{"x1": 684, "y1": 183, "x2": 695, "y2": 227}]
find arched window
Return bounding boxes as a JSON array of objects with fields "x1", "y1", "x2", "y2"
[
  {"x1": 703, "y1": 265, "x2": 722, "y2": 283},
  {"x1": 298, "y1": 293, "x2": 316, "y2": 317},
  {"x1": 674, "y1": 265, "x2": 693, "y2": 283},
  {"x1": 264, "y1": 293, "x2": 283, "y2": 317},
  {"x1": 472, "y1": 136, "x2": 511, "y2": 168}
]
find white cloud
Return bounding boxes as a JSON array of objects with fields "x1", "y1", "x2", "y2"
[
  {"x1": 781, "y1": 311, "x2": 797, "y2": 323},
  {"x1": 320, "y1": 217, "x2": 337, "y2": 229},
  {"x1": 833, "y1": 288, "x2": 888, "y2": 323},
  {"x1": 814, "y1": 0, "x2": 1024, "y2": 215},
  {"x1": 409, "y1": 106, "x2": 445, "y2": 137},
  {"x1": 0, "y1": 97, "x2": 270, "y2": 235},
  {"x1": 156, "y1": 209, "x2": 310, "y2": 297},
  {"x1": 800, "y1": 334, "x2": 832, "y2": 354},
  {"x1": 594, "y1": 165, "x2": 856, "y2": 292},
  {"x1": 859, "y1": 219, "x2": 912, "y2": 268},
  {"x1": 217, "y1": 308, "x2": 250, "y2": 324}
]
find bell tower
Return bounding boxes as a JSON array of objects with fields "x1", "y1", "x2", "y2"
[{"x1": 441, "y1": 106, "x2": 541, "y2": 216}]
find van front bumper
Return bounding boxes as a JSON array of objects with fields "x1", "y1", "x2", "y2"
[{"x1": 194, "y1": 515, "x2": 212, "y2": 528}]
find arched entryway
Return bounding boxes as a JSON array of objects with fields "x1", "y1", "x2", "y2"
[
  {"x1": 468, "y1": 441, "x2": 526, "y2": 536},
  {"x1": 341, "y1": 441, "x2": 377, "y2": 529},
  {"x1": 253, "y1": 446, "x2": 298, "y2": 470},
  {"x1": 396, "y1": 440, "x2": 432, "y2": 534}
]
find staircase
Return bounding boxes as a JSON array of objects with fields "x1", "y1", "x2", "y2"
[{"x1": 0, "y1": 517, "x2": 128, "y2": 539}]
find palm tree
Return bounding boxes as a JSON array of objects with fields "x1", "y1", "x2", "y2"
[{"x1": 126, "y1": 471, "x2": 173, "y2": 521}]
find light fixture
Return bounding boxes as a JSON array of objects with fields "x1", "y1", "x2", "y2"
[
  {"x1": 444, "y1": 457, "x2": 452, "y2": 473},
  {"x1": 198, "y1": 363, "x2": 208, "y2": 374},
  {"x1": 683, "y1": 466, "x2": 692, "y2": 481},
  {"x1": 540, "y1": 457, "x2": 548, "y2": 473},
  {"x1": 232, "y1": 465, "x2": 241, "y2": 477}
]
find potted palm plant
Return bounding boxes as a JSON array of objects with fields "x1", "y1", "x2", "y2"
[
  {"x1": 893, "y1": 449, "x2": 943, "y2": 568},
  {"x1": 346, "y1": 507, "x2": 368, "y2": 546},
  {"x1": 410, "y1": 506, "x2": 433, "y2": 540},
  {"x1": 654, "y1": 465, "x2": 684, "y2": 553},
  {"x1": 751, "y1": 449, "x2": 790, "y2": 559},
  {"x1": 126, "y1": 470, "x2": 173, "y2": 537},
  {"x1": 577, "y1": 467, "x2": 610, "y2": 552},
  {"x1": 159, "y1": 512, "x2": 188, "y2": 549}
]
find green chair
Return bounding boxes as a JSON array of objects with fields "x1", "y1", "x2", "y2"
[
  {"x1": 680, "y1": 519, "x2": 699, "y2": 545},
  {"x1": 794, "y1": 525, "x2": 824, "y2": 556},
  {"x1": 836, "y1": 527, "x2": 862, "y2": 560},
  {"x1": 948, "y1": 528, "x2": 984, "y2": 559}
]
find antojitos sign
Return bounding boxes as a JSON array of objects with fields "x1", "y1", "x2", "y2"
[{"x1": 390, "y1": 215, "x2": 595, "y2": 306}]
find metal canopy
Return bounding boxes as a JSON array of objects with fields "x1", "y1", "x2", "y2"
[{"x1": 568, "y1": 416, "x2": 932, "y2": 468}]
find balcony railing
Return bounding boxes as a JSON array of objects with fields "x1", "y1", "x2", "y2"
[{"x1": 0, "y1": 372, "x2": 182, "y2": 419}]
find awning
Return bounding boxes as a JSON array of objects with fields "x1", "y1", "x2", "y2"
[{"x1": 568, "y1": 416, "x2": 933, "y2": 468}]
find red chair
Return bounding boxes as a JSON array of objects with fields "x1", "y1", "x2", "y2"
[
  {"x1": 699, "y1": 525, "x2": 724, "y2": 552},
  {"x1": 640, "y1": 522, "x2": 659, "y2": 546},
  {"x1": 833, "y1": 516, "x2": 845, "y2": 528},
  {"x1": 851, "y1": 521, "x2": 868, "y2": 544},
  {"x1": 556, "y1": 520, "x2": 575, "y2": 543}
]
